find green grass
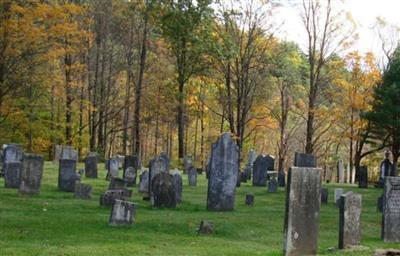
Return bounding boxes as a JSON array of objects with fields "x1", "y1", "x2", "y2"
[{"x1": 0, "y1": 162, "x2": 398, "y2": 256}]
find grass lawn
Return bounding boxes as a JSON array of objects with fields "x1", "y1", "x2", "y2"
[{"x1": 0, "y1": 162, "x2": 399, "y2": 256}]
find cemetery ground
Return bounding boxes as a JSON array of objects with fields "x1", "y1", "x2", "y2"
[{"x1": 0, "y1": 163, "x2": 399, "y2": 256}]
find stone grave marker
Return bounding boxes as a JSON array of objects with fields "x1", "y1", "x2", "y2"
[
  {"x1": 358, "y1": 166, "x2": 368, "y2": 188},
  {"x1": 382, "y1": 177, "x2": 400, "y2": 242},
  {"x1": 188, "y1": 166, "x2": 197, "y2": 186},
  {"x1": 85, "y1": 155, "x2": 98, "y2": 178},
  {"x1": 149, "y1": 155, "x2": 169, "y2": 198},
  {"x1": 321, "y1": 188, "x2": 328, "y2": 204},
  {"x1": 184, "y1": 155, "x2": 193, "y2": 174},
  {"x1": 109, "y1": 177, "x2": 127, "y2": 190},
  {"x1": 207, "y1": 133, "x2": 239, "y2": 211},
  {"x1": 100, "y1": 189, "x2": 132, "y2": 207},
  {"x1": 335, "y1": 188, "x2": 344, "y2": 207},
  {"x1": 294, "y1": 152, "x2": 317, "y2": 168},
  {"x1": 4, "y1": 162, "x2": 22, "y2": 188},
  {"x1": 268, "y1": 175, "x2": 278, "y2": 192},
  {"x1": 245, "y1": 194, "x2": 254, "y2": 206},
  {"x1": 19, "y1": 154, "x2": 44, "y2": 195},
  {"x1": 109, "y1": 199, "x2": 136, "y2": 227},
  {"x1": 58, "y1": 159, "x2": 80, "y2": 192},
  {"x1": 60, "y1": 146, "x2": 78, "y2": 161},
  {"x1": 106, "y1": 158, "x2": 119, "y2": 180},
  {"x1": 74, "y1": 182, "x2": 92, "y2": 199},
  {"x1": 123, "y1": 155, "x2": 139, "y2": 186},
  {"x1": 339, "y1": 191, "x2": 362, "y2": 249},
  {"x1": 172, "y1": 171, "x2": 182, "y2": 204},
  {"x1": 138, "y1": 170, "x2": 149, "y2": 195},
  {"x1": 338, "y1": 160, "x2": 344, "y2": 183},
  {"x1": 252, "y1": 155, "x2": 270, "y2": 187},
  {"x1": 283, "y1": 167, "x2": 321, "y2": 256},
  {"x1": 151, "y1": 172, "x2": 176, "y2": 208}
]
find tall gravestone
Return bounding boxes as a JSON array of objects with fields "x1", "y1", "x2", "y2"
[
  {"x1": 58, "y1": 159, "x2": 79, "y2": 192},
  {"x1": 283, "y1": 167, "x2": 322, "y2": 256},
  {"x1": 85, "y1": 155, "x2": 98, "y2": 178},
  {"x1": 382, "y1": 177, "x2": 400, "y2": 242},
  {"x1": 188, "y1": 166, "x2": 197, "y2": 186},
  {"x1": 294, "y1": 152, "x2": 317, "y2": 168},
  {"x1": 106, "y1": 158, "x2": 119, "y2": 180},
  {"x1": 335, "y1": 188, "x2": 344, "y2": 207},
  {"x1": 207, "y1": 133, "x2": 238, "y2": 211},
  {"x1": 139, "y1": 170, "x2": 149, "y2": 195},
  {"x1": 338, "y1": 160, "x2": 344, "y2": 183},
  {"x1": 184, "y1": 155, "x2": 193, "y2": 174},
  {"x1": 252, "y1": 155, "x2": 273, "y2": 187},
  {"x1": 149, "y1": 155, "x2": 169, "y2": 198},
  {"x1": 19, "y1": 154, "x2": 44, "y2": 195},
  {"x1": 123, "y1": 155, "x2": 139, "y2": 186},
  {"x1": 3, "y1": 144, "x2": 23, "y2": 188},
  {"x1": 339, "y1": 192, "x2": 362, "y2": 249},
  {"x1": 358, "y1": 166, "x2": 368, "y2": 188},
  {"x1": 247, "y1": 149, "x2": 257, "y2": 167},
  {"x1": 172, "y1": 171, "x2": 182, "y2": 204},
  {"x1": 321, "y1": 188, "x2": 328, "y2": 204}
]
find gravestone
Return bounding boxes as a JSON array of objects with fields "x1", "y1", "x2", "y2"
[
  {"x1": 247, "y1": 149, "x2": 257, "y2": 167},
  {"x1": 188, "y1": 166, "x2": 197, "y2": 186},
  {"x1": 184, "y1": 155, "x2": 193, "y2": 173},
  {"x1": 358, "y1": 166, "x2": 368, "y2": 188},
  {"x1": 198, "y1": 220, "x2": 214, "y2": 235},
  {"x1": 74, "y1": 182, "x2": 92, "y2": 199},
  {"x1": 19, "y1": 154, "x2": 44, "y2": 195},
  {"x1": 60, "y1": 146, "x2": 78, "y2": 161},
  {"x1": 4, "y1": 162, "x2": 22, "y2": 188},
  {"x1": 382, "y1": 177, "x2": 400, "y2": 242},
  {"x1": 283, "y1": 167, "x2": 322, "y2": 256},
  {"x1": 339, "y1": 191, "x2": 362, "y2": 249},
  {"x1": 109, "y1": 199, "x2": 136, "y2": 227},
  {"x1": 278, "y1": 171, "x2": 286, "y2": 187},
  {"x1": 159, "y1": 152, "x2": 170, "y2": 169},
  {"x1": 321, "y1": 188, "x2": 329, "y2": 204},
  {"x1": 346, "y1": 163, "x2": 351, "y2": 183},
  {"x1": 100, "y1": 189, "x2": 132, "y2": 207},
  {"x1": 241, "y1": 170, "x2": 248, "y2": 182},
  {"x1": 245, "y1": 194, "x2": 254, "y2": 206},
  {"x1": 335, "y1": 188, "x2": 344, "y2": 207},
  {"x1": 85, "y1": 155, "x2": 98, "y2": 178},
  {"x1": 106, "y1": 158, "x2": 119, "y2": 180},
  {"x1": 123, "y1": 155, "x2": 139, "y2": 186},
  {"x1": 172, "y1": 171, "x2": 182, "y2": 204},
  {"x1": 138, "y1": 170, "x2": 149, "y2": 195},
  {"x1": 252, "y1": 155, "x2": 272, "y2": 187},
  {"x1": 294, "y1": 152, "x2": 317, "y2": 167},
  {"x1": 109, "y1": 177, "x2": 127, "y2": 190},
  {"x1": 207, "y1": 133, "x2": 239, "y2": 211},
  {"x1": 58, "y1": 159, "x2": 80, "y2": 192},
  {"x1": 149, "y1": 155, "x2": 169, "y2": 197},
  {"x1": 3, "y1": 144, "x2": 23, "y2": 163},
  {"x1": 338, "y1": 160, "x2": 344, "y2": 183},
  {"x1": 151, "y1": 172, "x2": 176, "y2": 208},
  {"x1": 268, "y1": 176, "x2": 278, "y2": 193}
]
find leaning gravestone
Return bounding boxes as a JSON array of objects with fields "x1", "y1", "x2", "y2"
[
  {"x1": 339, "y1": 191, "x2": 362, "y2": 249},
  {"x1": 58, "y1": 159, "x2": 80, "y2": 192},
  {"x1": 335, "y1": 188, "x2": 344, "y2": 207},
  {"x1": 382, "y1": 177, "x2": 400, "y2": 242},
  {"x1": 172, "y1": 171, "x2": 182, "y2": 204},
  {"x1": 109, "y1": 177, "x2": 127, "y2": 190},
  {"x1": 252, "y1": 155, "x2": 269, "y2": 187},
  {"x1": 74, "y1": 182, "x2": 92, "y2": 199},
  {"x1": 100, "y1": 189, "x2": 132, "y2": 207},
  {"x1": 106, "y1": 158, "x2": 119, "y2": 180},
  {"x1": 123, "y1": 155, "x2": 139, "y2": 186},
  {"x1": 151, "y1": 172, "x2": 176, "y2": 208},
  {"x1": 338, "y1": 160, "x2": 344, "y2": 183},
  {"x1": 321, "y1": 188, "x2": 329, "y2": 204},
  {"x1": 294, "y1": 152, "x2": 317, "y2": 167},
  {"x1": 188, "y1": 166, "x2": 197, "y2": 186},
  {"x1": 358, "y1": 166, "x2": 368, "y2": 188},
  {"x1": 19, "y1": 154, "x2": 44, "y2": 195},
  {"x1": 85, "y1": 155, "x2": 98, "y2": 178},
  {"x1": 207, "y1": 133, "x2": 239, "y2": 211},
  {"x1": 109, "y1": 199, "x2": 136, "y2": 227},
  {"x1": 3, "y1": 144, "x2": 23, "y2": 188},
  {"x1": 283, "y1": 167, "x2": 322, "y2": 256}
]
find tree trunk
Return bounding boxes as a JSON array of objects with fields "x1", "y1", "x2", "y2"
[{"x1": 64, "y1": 53, "x2": 73, "y2": 145}]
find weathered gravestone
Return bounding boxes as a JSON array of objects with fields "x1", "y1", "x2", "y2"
[
  {"x1": 321, "y1": 188, "x2": 329, "y2": 204},
  {"x1": 338, "y1": 160, "x2": 344, "y2": 183},
  {"x1": 100, "y1": 189, "x2": 132, "y2": 207},
  {"x1": 184, "y1": 155, "x2": 193, "y2": 174},
  {"x1": 335, "y1": 188, "x2": 344, "y2": 207},
  {"x1": 382, "y1": 177, "x2": 400, "y2": 242},
  {"x1": 172, "y1": 171, "x2": 182, "y2": 204},
  {"x1": 252, "y1": 155, "x2": 274, "y2": 187},
  {"x1": 138, "y1": 170, "x2": 149, "y2": 195},
  {"x1": 268, "y1": 175, "x2": 278, "y2": 193},
  {"x1": 109, "y1": 177, "x2": 127, "y2": 190},
  {"x1": 58, "y1": 159, "x2": 80, "y2": 192},
  {"x1": 358, "y1": 166, "x2": 368, "y2": 188},
  {"x1": 283, "y1": 167, "x2": 322, "y2": 256},
  {"x1": 207, "y1": 133, "x2": 239, "y2": 211},
  {"x1": 247, "y1": 149, "x2": 257, "y2": 167},
  {"x1": 241, "y1": 170, "x2": 248, "y2": 182},
  {"x1": 109, "y1": 199, "x2": 136, "y2": 227},
  {"x1": 245, "y1": 193, "x2": 254, "y2": 206},
  {"x1": 123, "y1": 155, "x2": 139, "y2": 186},
  {"x1": 151, "y1": 172, "x2": 176, "y2": 208},
  {"x1": 149, "y1": 155, "x2": 169, "y2": 197},
  {"x1": 19, "y1": 154, "x2": 44, "y2": 195},
  {"x1": 294, "y1": 152, "x2": 317, "y2": 168},
  {"x1": 85, "y1": 155, "x2": 98, "y2": 178},
  {"x1": 74, "y1": 182, "x2": 92, "y2": 199},
  {"x1": 188, "y1": 166, "x2": 197, "y2": 186},
  {"x1": 3, "y1": 144, "x2": 23, "y2": 163},
  {"x1": 198, "y1": 220, "x2": 214, "y2": 235},
  {"x1": 60, "y1": 146, "x2": 78, "y2": 161},
  {"x1": 3, "y1": 144, "x2": 23, "y2": 188},
  {"x1": 339, "y1": 191, "x2": 362, "y2": 249},
  {"x1": 106, "y1": 158, "x2": 119, "y2": 180}
]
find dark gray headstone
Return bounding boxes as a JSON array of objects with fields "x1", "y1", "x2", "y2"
[
  {"x1": 151, "y1": 172, "x2": 176, "y2": 208},
  {"x1": 335, "y1": 188, "x2": 344, "y2": 207},
  {"x1": 74, "y1": 182, "x2": 92, "y2": 199},
  {"x1": 358, "y1": 166, "x2": 368, "y2": 188},
  {"x1": 245, "y1": 194, "x2": 254, "y2": 206},
  {"x1": 123, "y1": 155, "x2": 139, "y2": 186},
  {"x1": 278, "y1": 171, "x2": 285, "y2": 187},
  {"x1": 109, "y1": 199, "x2": 136, "y2": 227},
  {"x1": 240, "y1": 170, "x2": 248, "y2": 182},
  {"x1": 85, "y1": 156, "x2": 98, "y2": 178},
  {"x1": 139, "y1": 170, "x2": 149, "y2": 195},
  {"x1": 19, "y1": 154, "x2": 44, "y2": 195},
  {"x1": 236, "y1": 170, "x2": 241, "y2": 187},
  {"x1": 207, "y1": 133, "x2": 239, "y2": 211},
  {"x1": 382, "y1": 177, "x2": 400, "y2": 242},
  {"x1": 172, "y1": 172, "x2": 182, "y2": 204},
  {"x1": 109, "y1": 177, "x2": 127, "y2": 190},
  {"x1": 294, "y1": 152, "x2": 317, "y2": 168},
  {"x1": 252, "y1": 155, "x2": 274, "y2": 186},
  {"x1": 4, "y1": 162, "x2": 22, "y2": 188},
  {"x1": 58, "y1": 159, "x2": 79, "y2": 192},
  {"x1": 100, "y1": 189, "x2": 132, "y2": 207},
  {"x1": 3, "y1": 144, "x2": 23, "y2": 163},
  {"x1": 188, "y1": 166, "x2": 197, "y2": 186},
  {"x1": 149, "y1": 155, "x2": 169, "y2": 197},
  {"x1": 106, "y1": 158, "x2": 119, "y2": 180},
  {"x1": 321, "y1": 188, "x2": 328, "y2": 204},
  {"x1": 339, "y1": 192, "x2": 362, "y2": 249},
  {"x1": 283, "y1": 167, "x2": 322, "y2": 256},
  {"x1": 268, "y1": 176, "x2": 278, "y2": 193}
]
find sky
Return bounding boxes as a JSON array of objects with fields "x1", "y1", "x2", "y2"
[{"x1": 274, "y1": 0, "x2": 400, "y2": 63}]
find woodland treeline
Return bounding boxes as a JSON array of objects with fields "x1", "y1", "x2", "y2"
[{"x1": 1, "y1": 0, "x2": 400, "y2": 177}]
